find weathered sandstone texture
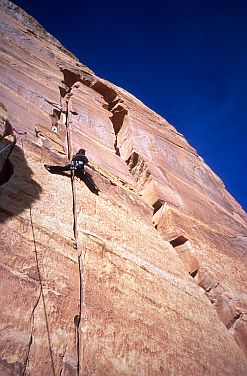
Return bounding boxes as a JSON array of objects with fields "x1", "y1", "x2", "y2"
[{"x1": 0, "y1": 1, "x2": 247, "y2": 375}]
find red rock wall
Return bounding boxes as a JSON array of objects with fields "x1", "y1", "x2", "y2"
[{"x1": 0, "y1": 1, "x2": 247, "y2": 375}]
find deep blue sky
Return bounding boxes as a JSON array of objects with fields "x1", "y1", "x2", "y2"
[{"x1": 13, "y1": 0, "x2": 247, "y2": 211}]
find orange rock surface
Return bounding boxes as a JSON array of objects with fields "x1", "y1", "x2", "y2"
[{"x1": 0, "y1": 1, "x2": 247, "y2": 375}]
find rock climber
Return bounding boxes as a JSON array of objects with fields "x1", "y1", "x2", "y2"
[
  {"x1": 44, "y1": 149, "x2": 89, "y2": 175},
  {"x1": 44, "y1": 148, "x2": 99, "y2": 195}
]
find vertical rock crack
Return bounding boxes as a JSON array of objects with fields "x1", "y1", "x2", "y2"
[
  {"x1": 22, "y1": 290, "x2": 42, "y2": 375},
  {"x1": 60, "y1": 69, "x2": 83, "y2": 375}
]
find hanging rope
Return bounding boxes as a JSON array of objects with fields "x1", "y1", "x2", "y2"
[
  {"x1": 0, "y1": 142, "x2": 14, "y2": 155},
  {"x1": 0, "y1": 130, "x2": 26, "y2": 156},
  {"x1": 12, "y1": 128, "x2": 27, "y2": 136},
  {"x1": 0, "y1": 131, "x2": 26, "y2": 186},
  {"x1": 0, "y1": 135, "x2": 16, "y2": 158}
]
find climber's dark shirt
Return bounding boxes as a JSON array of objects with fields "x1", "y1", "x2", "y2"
[{"x1": 70, "y1": 154, "x2": 88, "y2": 170}]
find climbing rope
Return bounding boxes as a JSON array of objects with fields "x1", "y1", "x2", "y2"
[
  {"x1": 18, "y1": 138, "x2": 56, "y2": 376},
  {"x1": 0, "y1": 131, "x2": 27, "y2": 155},
  {"x1": 0, "y1": 131, "x2": 26, "y2": 186},
  {"x1": 12, "y1": 128, "x2": 27, "y2": 136},
  {"x1": 0, "y1": 142, "x2": 14, "y2": 155}
]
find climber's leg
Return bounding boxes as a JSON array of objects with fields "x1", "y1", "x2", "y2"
[{"x1": 44, "y1": 164, "x2": 71, "y2": 173}]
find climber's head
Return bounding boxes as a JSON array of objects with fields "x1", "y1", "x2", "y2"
[{"x1": 77, "y1": 149, "x2": 85, "y2": 155}]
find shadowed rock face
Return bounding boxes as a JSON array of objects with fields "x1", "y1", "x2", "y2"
[
  {"x1": 0, "y1": 143, "x2": 42, "y2": 222},
  {"x1": 0, "y1": 1, "x2": 247, "y2": 375}
]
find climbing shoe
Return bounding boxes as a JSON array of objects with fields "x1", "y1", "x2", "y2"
[{"x1": 44, "y1": 164, "x2": 51, "y2": 172}]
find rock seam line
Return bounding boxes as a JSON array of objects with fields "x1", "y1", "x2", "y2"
[
  {"x1": 18, "y1": 139, "x2": 56, "y2": 375},
  {"x1": 22, "y1": 288, "x2": 42, "y2": 376},
  {"x1": 28, "y1": 206, "x2": 56, "y2": 376}
]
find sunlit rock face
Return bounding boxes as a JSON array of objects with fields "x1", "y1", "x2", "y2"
[{"x1": 0, "y1": 1, "x2": 247, "y2": 375}]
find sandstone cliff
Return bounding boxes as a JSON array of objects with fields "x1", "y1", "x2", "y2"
[{"x1": 0, "y1": 1, "x2": 247, "y2": 375}]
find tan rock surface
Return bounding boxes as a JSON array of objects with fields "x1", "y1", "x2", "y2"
[{"x1": 0, "y1": 1, "x2": 247, "y2": 375}]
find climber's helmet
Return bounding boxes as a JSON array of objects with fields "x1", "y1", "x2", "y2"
[{"x1": 77, "y1": 149, "x2": 85, "y2": 155}]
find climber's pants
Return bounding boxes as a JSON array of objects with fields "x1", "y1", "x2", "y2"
[{"x1": 47, "y1": 164, "x2": 71, "y2": 173}]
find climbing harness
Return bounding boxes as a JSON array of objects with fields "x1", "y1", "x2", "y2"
[{"x1": 70, "y1": 160, "x2": 85, "y2": 170}]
